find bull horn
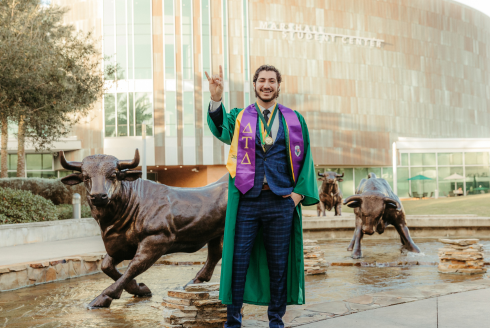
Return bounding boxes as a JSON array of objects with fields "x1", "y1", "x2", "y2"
[
  {"x1": 343, "y1": 195, "x2": 362, "y2": 206},
  {"x1": 60, "y1": 151, "x2": 82, "y2": 172},
  {"x1": 337, "y1": 173, "x2": 344, "y2": 177},
  {"x1": 118, "y1": 149, "x2": 140, "y2": 170},
  {"x1": 384, "y1": 197, "x2": 402, "y2": 211},
  {"x1": 318, "y1": 172, "x2": 325, "y2": 177}
]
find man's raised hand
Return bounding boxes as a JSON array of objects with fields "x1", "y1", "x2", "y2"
[{"x1": 204, "y1": 65, "x2": 224, "y2": 102}]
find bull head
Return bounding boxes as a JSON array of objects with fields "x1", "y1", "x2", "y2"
[
  {"x1": 317, "y1": 171, "x2": 344, "y2": 193},
  {"x1": 59, "y1": 149, "x2": 142, "y2": 207},
  {"x1": 343, "y1": 194, "x2": 402, "y2": 235}
]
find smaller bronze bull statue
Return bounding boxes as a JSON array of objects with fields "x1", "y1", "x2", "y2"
[
  {"x1": 317, "y1": 172, "x2": 344, "y2": 216},
  {"x1": 59, "y1": 149, "x2": 227, "y2": 308},
  {"x1": 344, "y1": 173, "x2": 420, "y2": 259}
]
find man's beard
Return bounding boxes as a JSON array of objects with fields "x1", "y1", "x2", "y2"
[{"x1": 254, "y1": 87, "x2": 280, "y2": 103}]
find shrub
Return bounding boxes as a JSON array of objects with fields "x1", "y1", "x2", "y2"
[
  {"x1": 0, "y1": 186, "x2": 58, "y2": 224},
  {"x1": 56, "y1": 204, "x2": 92, "y2": 220}
]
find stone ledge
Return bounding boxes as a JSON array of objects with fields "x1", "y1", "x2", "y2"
[{"x1": 0, "y1": 252, "x2": 129, "y2": 292}]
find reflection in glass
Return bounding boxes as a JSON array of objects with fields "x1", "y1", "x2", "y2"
[
  {"x1": 164, "y1": 0, "x2": 175, "y2": 79},
  {"x1": 397, "y1": 168, "x2": 409, "y2": 198},
  {"x1": 465, "y1": 152, "x2": 490, "y2": 165},
  {"x1": 183, "y1": 91, "x2": 195, "y2": 137},
  {"x1": 26, "y1": 154, "x2": 43, "y2": 171},
  {"x1": 135, "y1": 92, "x2": 153, "y2": 136},
  {"x1": 134, "y1": 0, "x2": 152, "y2": 79},
  {"x1": 182, "y1": 0, "x2": 192, "y2": 80},
  {"x1": 382, "y1": 167, "x2": 393, "y2": 189},
  {"x1": 8, "y1": 154, "x2": 18, "y2": 171},
  {"x1": 438, "y1": 166, "x2": 464, "y2": 197},
  {"x1": 165, "y1": 91, "x2": 177, "y2": 137},
  {"x1": 410, "y1": 153, "x2": 435, "y2": 166},
  {"x1": 410, "y1": 167, "x2": 436, "y2": 198},
  {"x1": 104, "y1": 94, "x2": 116, "y2": 137},
  {"x1": 437, "y1": 153, "x2": 462, "y2": 166},
  {"x1": 129, "y1": 92, "x2": 135, "y2": 136},
  {"x1": 103, "y1": 0, "x2": 116, "y2": 80},
  {"x1": 465, "y1": 166, "x2": 490, "y2": 195},
  {"x1": 115, "y1": 0, "x2": 127, "y2": 79},
  {"x1": 42, "y1": 154, "x2": 53, "y2": 170},
  {"x1": 117, "y1": 93, "x2": 128, "y2": 136}
]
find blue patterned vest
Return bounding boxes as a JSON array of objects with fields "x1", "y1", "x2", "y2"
[{"x1": 241, "y1": 112, "x2": 294, "y2": 198}]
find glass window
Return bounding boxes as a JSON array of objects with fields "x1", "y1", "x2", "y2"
[
  {"x1": 41, "y1": 171, "x2": 57, "y2": 179},
  {"x1": 400, "y1": 153, "x2": 408, "y2": 166},
  {"x1": 354, "y1": 168, "x2": 381, "y2": 190},
  {"x1": 58, "y1": 171, "x2": 74, "y2": 178},
  {"x1": 134, "y1": 0, "x2": 152, "y2": 79},
  {"x1": 105, "y1": 94, "x2": 116, "y2": 137},
  {"x1": 164, "y1": 0, "x2": 175, "y2": 79},
  {"x1": 42, "y1": 154, "x2": 53, "y2": 170},
  {"x1": 202, "y1": 91, "x2": 212, "y2": 137},
  {"x1": 182, "y1": 0, "x2": 192, "y2": 80},
  {"x1": 127, "y1": 0, "x2": 133, "y2": 79},
  {"x1": 8, "y1": 154, "x2": 18, "y2": 171},
  {"x1": 382, "y1": 167, "x2": 393, "y2": 189},
  {"x1": 129, "y1": 92, "x2": 135, "y2": 136},
  {"x1": 410, "y1": 167, "x2": 436, "y2": 198},
  {"x1": 115, "y1": 0, "x2": 127, "y2": 80},
  {"x1": 147, "y1": 172, "x2": 157, "y2": 181},
  {"x1": 338, "y1": 168, "x2": 354, "y2": 198},
  {"x1": 438, "y1": 167, "x2": 464, "y2": 197},
  {"x1": 465, "y1": 166, "x2": 490, "y2": 195},
  {"x1": 201, "y1": 0, "x2": 211, "y2": 80},
  {"x1": 438, "y1": 152, "x2": 463, "y2": 166},
  {"x1": 183, "y1": 91, "x2": 195, "y2": 137},
  {"x1": 397, "y1": 167, "x2": 409, "y2": 198},
  {"x1": 135, "y1": 92, "x2": 153, "y2": 136},
  {"x1": 117, "y1": 93, "x2": 128, "y2": 137},
  {"x1": 242, "y1": 0, "x2": 249, "y2": 82},
  {"x1": 26, "y1": 172, "x2": 42, "y2": 178},
  {"x1": 165, "y1": 91, "x2": 177, "y2": 137},
  {"x1": 103, "y1": 0, "x2": 116, "y2": 80},
  {"x1": 410, "y1": 153, "x2": 435, "y2": 166},
  {"x1": 26, "y1": 154, "x2": 43, "y2": 171},
  {"x1": 465, "y1": 152, "x2": 490, "y2": 166}
]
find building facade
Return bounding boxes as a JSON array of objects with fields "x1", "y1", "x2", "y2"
[{"x1": 6, "y1": 0, "x2": 490, "y2": 197}]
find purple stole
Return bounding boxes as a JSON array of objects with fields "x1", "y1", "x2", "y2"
[{"x1": 234, "y1": 103, "x2": 305, "y2": 194}]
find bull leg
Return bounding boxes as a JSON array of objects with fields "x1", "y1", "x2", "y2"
[
  {"x1": 317, "y1": 202, "x2": 325, "y2": 217},
  {"x1": 350, "y1": 217, "x2": 364, "y2": 259},
  {"x1": 89, "y1": 237, "x2": 166, "y2": 309},
  {"x1": 187, "y1": 235, "x2": 223, "y2": 286},
  {"x1": 335, "y1": 202, "x2": 342, "y2": 216},
  {"x1": 393, "y1": 223, "x2": 421, "y2": 254},
  {"x1": 100, "y1": 254, "x2": 151, "y2": 297}
]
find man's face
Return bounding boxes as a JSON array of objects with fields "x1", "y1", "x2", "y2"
[{"x1": 254, "y1": 70, "x2": 280, "y2": 102}]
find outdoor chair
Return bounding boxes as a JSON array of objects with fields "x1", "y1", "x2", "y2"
[
  {"x1": 413, "y1": 192, "x2": 421, "y2": 199},
  {"x1": 448, "y1": 191, "x2": 455, "y2": 197},
  {"x1": 429, "y1": 192, "x2": 434, "y2": 198},
  {"x1": 422, "y1": 192, "x2": 428, "y2": 198}
]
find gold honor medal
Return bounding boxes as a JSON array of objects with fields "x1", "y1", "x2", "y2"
[{"x1": 265, "y1": 136, "x2": 273, "y2": 145}]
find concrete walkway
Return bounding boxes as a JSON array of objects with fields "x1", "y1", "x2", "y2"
[
  {"x1": 0, "y1": 236, "x2": 105, "y2": 265},
  {"x1": 301, "y1": 287, "x2": 490, "y2": 327}
]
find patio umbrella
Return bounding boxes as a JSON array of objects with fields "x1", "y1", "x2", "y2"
[
  {"x1": 444, "y1": 173, "x2": 465, "y2": 190},
  {"x1": 407, "y1": 175, "x2": 433, "y2": 195}
]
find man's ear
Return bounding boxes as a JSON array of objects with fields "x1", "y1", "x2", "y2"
[
  {"x1": 61, "y1": 173, "x2": 83, "y2": 185},
  {"x1": 118, "y1": 170, "x2": 142, "y2": 181}
]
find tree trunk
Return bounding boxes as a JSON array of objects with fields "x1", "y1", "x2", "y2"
[
  {"x1": 16, "y1": 115, "x2": 26, "y2": 178},
  {"x1": 0, "y1": 114, "x2": 8, "y2": 178}
]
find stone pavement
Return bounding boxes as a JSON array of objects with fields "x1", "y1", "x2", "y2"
[
  {"x1": 242, "y1": 278, "x2": 490, "y2": 327},
  {"x1": 301, "y1": 287, "x2": 490, "y2": 327}
]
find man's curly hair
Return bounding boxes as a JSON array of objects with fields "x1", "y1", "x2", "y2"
[{"x1": 253, "y1": 65, "x2": 282, "y2": 99}]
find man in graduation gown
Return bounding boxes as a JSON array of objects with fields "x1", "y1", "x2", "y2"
[{"x1": 205, "y1": 64, "x2": 319, "y2": 328}]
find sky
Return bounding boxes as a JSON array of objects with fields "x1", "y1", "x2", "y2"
[{"x1": 453, "y1": 0, "x2": 490, "y2": 18}]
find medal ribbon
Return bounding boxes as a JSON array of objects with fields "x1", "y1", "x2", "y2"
[{"x1": 256, "y1": 102, "x2": 278, "y2": 147}]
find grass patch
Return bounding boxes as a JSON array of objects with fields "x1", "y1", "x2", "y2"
[{"x1": 305, "y1": 193, "x2": 490, "y2": 217}]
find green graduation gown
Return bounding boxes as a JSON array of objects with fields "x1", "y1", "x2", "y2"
[{"x1": 207, "y1": 104, "x2": 319, "y2": 306}]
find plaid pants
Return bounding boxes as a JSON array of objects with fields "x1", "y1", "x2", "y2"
[{"x1": 225, "y1": 190, "x2": 295, "y2": 328}]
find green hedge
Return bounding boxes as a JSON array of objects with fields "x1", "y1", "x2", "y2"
[{"x1": 0, "y1": 186, "x2": 58, "y2": 224}]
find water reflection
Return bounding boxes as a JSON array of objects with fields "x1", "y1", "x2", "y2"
[{"x1": 0, "y1": 240, "x2": 488, "y2": 327}]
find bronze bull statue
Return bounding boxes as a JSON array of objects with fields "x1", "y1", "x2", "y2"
[
  {"x1": 343, "y1": 173, "x2": 420, "y2": 259},
  {"x1": 59, "y1": 149, "x2": 227, "y2": 308},
  {"x1": 317, "y1": 172, "x2": 343, "y2": 216}
]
